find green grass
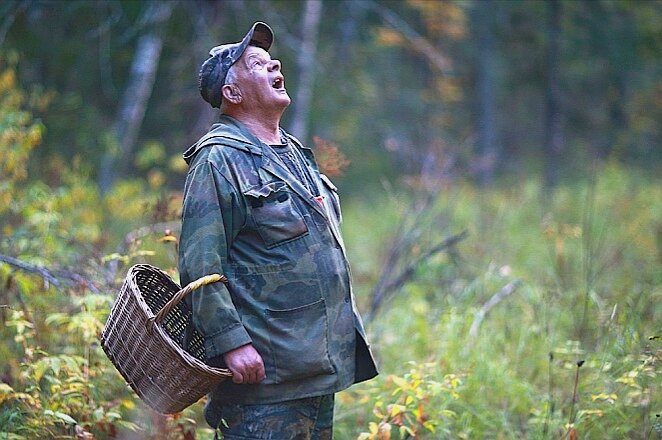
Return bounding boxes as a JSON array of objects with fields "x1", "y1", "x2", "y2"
[{"x1": 336, "y1": 163, "x2": 662, "y2": 439}]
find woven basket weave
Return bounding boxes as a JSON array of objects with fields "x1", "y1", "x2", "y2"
[{"x1": 101, "y1": 264, "x2": 232, "y2": 414}]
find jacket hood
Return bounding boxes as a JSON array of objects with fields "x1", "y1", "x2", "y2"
[{"x1": 183, "y1": 115, "x2": 263, "y2": 164}]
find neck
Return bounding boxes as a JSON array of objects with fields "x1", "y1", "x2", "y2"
[{"x1": 224, "y1": 108, "x2": 283, "y2": 144}]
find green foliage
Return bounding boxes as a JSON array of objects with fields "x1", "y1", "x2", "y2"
[
  {"x1": 337, "y1": 165, "x2": 661, "y2": 439},
  {"x1": 356, "y1": 362, "x2": 462, "y2": 440},
  {"x1": 1, "y1": 98, "x2": 660, "y2": 440},
  {"x1": 0, "y1": 52, "x2": 195, "y2": 439},
  {"x1": 0, "y1": 51, "x2": 45, "y2": 216},
  {"x1": 1, "y1": 309, "x2": 139, "y2": 439}
]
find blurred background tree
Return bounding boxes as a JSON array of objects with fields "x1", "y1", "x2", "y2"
[{"x1": 0, "y1": 0, "x2": 659, "y2": 197}]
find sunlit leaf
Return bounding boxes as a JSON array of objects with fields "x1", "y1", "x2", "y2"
[
  {"x1": 117, "y1": 419, "x2": 142, "y2": 432},
  {"x1": 388, "y1": 403, "x2": 406, "y2": 417},
  {"x1": 0, "y1": 383, "x2": 15, "y2": 404},
  {"x1": 44, "y1": 409, "x2": 77, "y2": 424},
  {"x1": 0, "y1": 434, "x2": 27, "y2": 440},
  {"x1": 33, "y1": 359, "x2": 49, "y2": 382}
]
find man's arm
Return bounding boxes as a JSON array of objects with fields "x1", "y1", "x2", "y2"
[{"x1": 180, "y1": 161, "x2": 264, "y2": 384}]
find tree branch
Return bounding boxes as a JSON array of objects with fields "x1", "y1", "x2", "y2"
[
  {"x1": 469, "y1": 279, "x2": 522, "y2": 338},
  {"x1": 123, "y1": 220, "x2": 180, "y2": 247},
  {"x1": 0, "y1": 254, "x2": 100, "y2": 293},
  {"x1": 0, "y1": 0, "x2": 29, "y2": 47},
  {"x1": 363, "y1": 0, "x2": 453, "y2": 75},
  {"x1": 368, "y1": 229, "x2": 468, "y2": 320},
  {"x1": 104, "y1": 221, "x2": 181, "y2": 283},
  {"x1": 0, "y1": 254, "x2": 60, "y2": 287},
  {"x1": 382, "y1": 230, "x2": 468, "y2": 295}
]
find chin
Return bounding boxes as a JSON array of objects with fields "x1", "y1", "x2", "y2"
[{"x1": 278, "y1": 94, "x2": 291, "y2": 107}]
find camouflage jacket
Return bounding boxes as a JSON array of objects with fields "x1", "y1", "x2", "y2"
[{"x1": 179, "y1": 115, "x2": 378, "y2": 405}]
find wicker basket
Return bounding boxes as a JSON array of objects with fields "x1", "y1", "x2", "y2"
[{"x1": 101, "y1": 264, "x2": 232, "y2": 414}]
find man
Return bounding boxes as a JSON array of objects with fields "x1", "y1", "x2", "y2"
[{"x1": 178, "y1": 22, "x2": 378, "y2": 439}]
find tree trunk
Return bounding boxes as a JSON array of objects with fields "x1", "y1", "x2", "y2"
[
  {"x1": 189, "y1": 0, "x2": 227, "y2": 139},
  {"x1": 99, "y1": 2, "x2": 173, "y2": 194},
  {"x1": 290, "y1": 0, "x2": 323, "y2": 142},
  {"x1": 543, "y1": 0, "x2": 563, "y2": 189},
  {"x1": 474, "y1": 0, "x2": 499, "y2": 185},
  {"x1": 601, "y1": 6, "x2": 632, "y2": 160}
]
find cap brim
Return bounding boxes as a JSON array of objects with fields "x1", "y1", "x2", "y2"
[{"x1": 248, "y1": 22, "x2": 273, "y2": 51}]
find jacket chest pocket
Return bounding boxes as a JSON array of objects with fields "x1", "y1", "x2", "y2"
[{"x1": 244, "y1": 181, "x2": 309, "y2": 248}]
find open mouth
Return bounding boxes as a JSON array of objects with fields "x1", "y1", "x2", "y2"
[{"x1": 272, "y1": 76, "x2": 284, "y2": 90}]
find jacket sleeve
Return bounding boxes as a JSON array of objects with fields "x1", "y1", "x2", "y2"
[{"x1": 179, "y1": 160, "x2": 252, "y2": 358}]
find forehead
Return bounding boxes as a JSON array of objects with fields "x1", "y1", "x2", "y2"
[{"x1": 241, "y1": 46, "x2": 271, "y2": 62}]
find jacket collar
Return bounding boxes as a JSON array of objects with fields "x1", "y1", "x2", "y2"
[
  {"x1": 184, "y1": 115, "x2": 317, "y2": 163},
  {"x1": 184, "y1": 115, "x2": 262, "y2": 163},
  {"x1": 184, "y1": 115, "x2": 328, "y2": 219}
]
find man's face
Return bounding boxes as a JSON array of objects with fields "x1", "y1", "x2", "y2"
[{"x1": 234, "y1": 46, "x2": 290, "y2": 111}]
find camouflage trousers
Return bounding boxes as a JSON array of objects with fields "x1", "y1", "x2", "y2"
[{"x1": 210, "y1": 394, "x2": 334, "y2": 440}]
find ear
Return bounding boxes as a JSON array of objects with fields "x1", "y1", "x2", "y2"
[{"x1": 221, "y1": 84, "x2": 242, "y2": 104}]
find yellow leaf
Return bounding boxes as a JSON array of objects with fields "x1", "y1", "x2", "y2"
[
  {"x1": 169, "y1": 155, "x2": 189, "y2": 173},
  {"x1": 0, "y1": 383, "x2": 15, "y2": 404},
  {"x1": 148, "y1": 169, "x2": 165, "y2": 189},
  {"x1": 390, "y1": 375, "x2": 409, "y2": 389},
  {"x1": 389, "y1": 404, "x2": 406, "y2": 417},
  {"x1": 591, "y1": 393, "x2": 617, "y2": 402},
  {"x1": 376, "y1": 28, "x2": 405, "y2": 47},
  {"x1": 579, "y1": 409, "x2": 604, "y2": 417}
]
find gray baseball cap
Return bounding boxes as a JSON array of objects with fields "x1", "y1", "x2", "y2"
[{"x1": 198, "y1": 22, "x2": 274, "y2": 108}]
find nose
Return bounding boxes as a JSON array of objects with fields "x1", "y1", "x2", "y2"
[{"x1": 268, "y1": 59, "x2": 281, "y2": 72}]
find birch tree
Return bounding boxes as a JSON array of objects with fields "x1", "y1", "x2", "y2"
[
  {"x1": 290, "y1": 0, "x2": 323, "y2": 142},
  {"x1": 99, "y1": 1, "x2": 174, "y2": 193}
]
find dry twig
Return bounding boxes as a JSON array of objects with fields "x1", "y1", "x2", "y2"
[
  {"x1": 469, "y1": 279, "x2": 522, "y2": 338},
  {"x1": 368, "y1": 226, "x2": 468, "y2": 321},
  {"x1": 0, "y1": 254, "x2": 100, "y2": 293}
]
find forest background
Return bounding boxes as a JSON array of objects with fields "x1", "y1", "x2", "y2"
[{"x1": 1, "y1": 0, "x2": 661, "y2": 439}]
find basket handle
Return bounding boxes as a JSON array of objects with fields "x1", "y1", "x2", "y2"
[{"x1": 148, "y1": 273, "x2": 228, "y2": 331}]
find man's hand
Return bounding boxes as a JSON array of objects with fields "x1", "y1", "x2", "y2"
[{"x1": 223, "y1": 344, "x2": 266, "y2": 384}]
